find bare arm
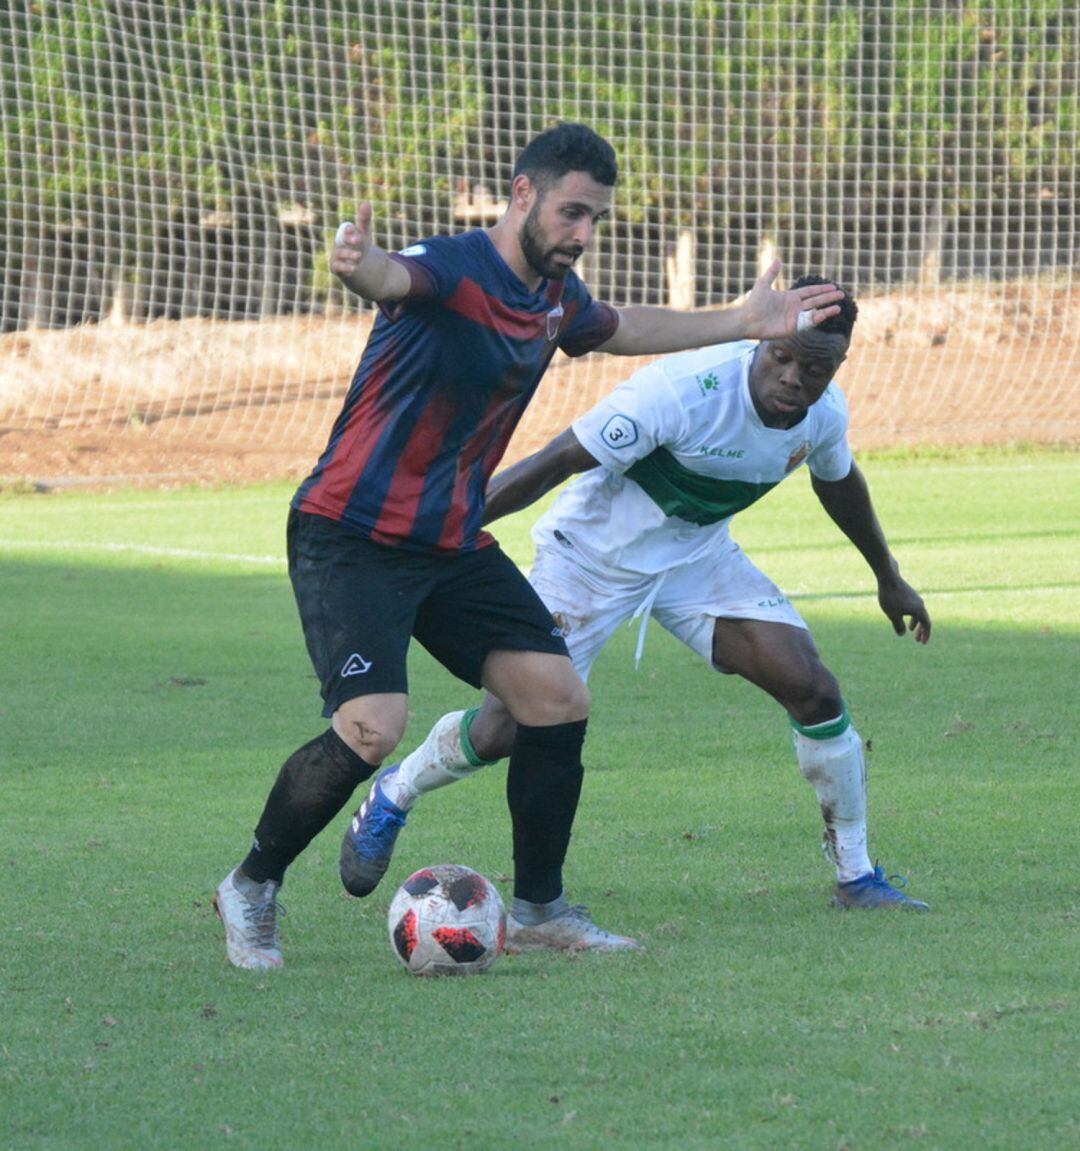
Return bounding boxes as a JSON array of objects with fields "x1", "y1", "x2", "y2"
[
  {"x1": 482, "y1": 428, "x2": 600, "y2": 525},
  {"x1": 811, "y1": 464, "x2": 932, "y2": 644},
  {"x1": 330, "y1": 202, "x2": 413, "y2": 302},
  {"x1": 597, "y1": 261, "x2": 844, "y2": 356}
]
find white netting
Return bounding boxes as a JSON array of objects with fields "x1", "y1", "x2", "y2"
[{"x1": 1, "y1": 1, "x2": 1077, "y2": 484}]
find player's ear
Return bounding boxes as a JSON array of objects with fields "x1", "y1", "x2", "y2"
[{"x1": 510, "y1": 173, "x2": 536, "y2": 211}]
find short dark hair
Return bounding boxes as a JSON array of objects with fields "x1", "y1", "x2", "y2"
[
  {"x1": 512, "y1": 122, "x2": 618, "y2": 193},
  {"x1": 793, "y1": 275, "x2": 858, "y2": 340}
]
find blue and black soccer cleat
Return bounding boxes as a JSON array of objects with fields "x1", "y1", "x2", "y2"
[
  {"x1": 339, "y1": 764, "x2": 408, "y2": 898},
  {"x1": 832, "y1": 865, "x2": 930, "y2": 910}
]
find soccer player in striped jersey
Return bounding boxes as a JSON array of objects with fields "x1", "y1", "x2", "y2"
[
  {"x1": 214, "y1": 123, "x2": 845, "y2": 968},
  {"x1": 355, "y1": 281, "x2": 934, "y2": 933}
]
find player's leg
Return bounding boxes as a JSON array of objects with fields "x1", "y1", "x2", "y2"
[
  {"x1": 422, "y1": 545, "x2": 641, "y2": 950},
  {"x1": 334, "y1": 544, "x2": 565, "y2": 900},
  {"x1": 709, "y1": 619, "x2": 927, "y2": 909},
  {"x1": 480, "y1": 647, "x2": 640, "y2": 952},
  {"x1": 655, "y1": 544, "x2": 928, "y2": 910},
  {"x1": 707, "y1": 614, "x2": 870, "y2": 863},
  {"x1": 385, "y1": 541, "x2": 624, "y2": 802},
  {"x1": 483, "y1": 551, "x2": 647, "y2": 950},
  {"x1": 339, "y1": 692, "x2": 517, "y2": 901},
  {"x1": 420, "y1": 548, "x2": 592, "y2": 931},
  {"x1": 351, "y1": 544, "x2": 636, "y2": 902},
  {"x1": 380, "y1": 699, "x2": 514, "y2": 813},
  {"x1": 483, "y1": 647, "x2": 590, "y2": 917},
  {"x1": 215, "y1": 512, "x2": 419, "y2": 968}
]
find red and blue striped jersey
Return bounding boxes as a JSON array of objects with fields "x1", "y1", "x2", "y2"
[{"x1": 293, "y1": 230, "x2": 619, "y2": 554}]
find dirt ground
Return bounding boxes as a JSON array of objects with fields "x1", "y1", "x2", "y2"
[{"x1": 1, "y1": 282, "x2": 1076, "y2": 491}]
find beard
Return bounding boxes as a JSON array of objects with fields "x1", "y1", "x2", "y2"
[{"x1": 519, "y1": 202, "x2": 580, "y2": 281}]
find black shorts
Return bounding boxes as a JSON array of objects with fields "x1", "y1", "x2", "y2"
[{"x1": 287, "y1": 509, "x2": 569, "y2": 717}]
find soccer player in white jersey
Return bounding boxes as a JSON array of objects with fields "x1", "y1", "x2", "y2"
[{"x1": 342, "y1": 278, "x2": 932, "y2": 948}]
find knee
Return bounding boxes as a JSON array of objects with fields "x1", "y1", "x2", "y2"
[
  {"x1": 484, "y1": 651, "x2": 590, "y2": 728},
  {"x1": 553, "y1": 674, "x2": 590, "y2": 724},
  {"x1": 335, "y1": 723, "x2": 402, "y2": 766},
  {"x1": 784, "y1": 665, "x2": 843, "y2": 728},
  {"x1": 514, "y1": 670, "x2": 590, "y2": 728},
  {"x1": 332, "y1": 698, "x2": 408, "y2": 765}
]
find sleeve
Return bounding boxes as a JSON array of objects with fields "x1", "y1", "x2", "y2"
[
  {"x1": 571, "y1": 363, "x2": 688, "y2": 474},
  {"x1": 556, "y1": 276, "x2": 620, "y2": 357},
  {"x1": 806, "y1": 383, "x2": 854, "y2": 481},
  {"x1": 377, "y1": 237, "x2": 459, "y2": 322}
]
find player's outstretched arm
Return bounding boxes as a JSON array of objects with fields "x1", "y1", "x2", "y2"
[
  {"x1": 330, "y1": 202, "x2": 412, "y2": 302},
  {"x1": 482, "y1": 428, "x2": 599, "y2": 526},
  {"x1": 811, "y1": 466, "x2": 932, "y2": 644},
  {"x1": 596, "y1": 261, "x2": 843, "y2": 356}
]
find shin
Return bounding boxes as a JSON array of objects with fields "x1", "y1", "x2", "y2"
[{"x1": 792, "y1": 709, "x2": 873, "y2": 883}]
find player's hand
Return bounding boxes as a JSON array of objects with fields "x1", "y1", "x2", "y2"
[
  {"x1": 877, "y1": 574, "x2": 932, "y2": 644},
  {"x1": 330, "y1": 202, "x2": 374, "y2": 281},
  {"x1": 741, "y1": 260, "x2": 844, "y2": 339}
]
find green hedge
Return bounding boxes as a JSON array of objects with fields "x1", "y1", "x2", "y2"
[{"x1": 2, "y1": 1, "x2": 1075, "y2": 322}]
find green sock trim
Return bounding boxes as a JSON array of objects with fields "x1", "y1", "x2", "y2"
[
  {"x1": 461, "y1": 708, "x2": 500, "y2": 767},
  {"x1": 789, "y1": 704, "x2": 851, "y2": 740}
]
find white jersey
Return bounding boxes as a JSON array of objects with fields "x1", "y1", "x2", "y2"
[{"x1": 533, "y1": 341, "x2": 853, "y2": 575}]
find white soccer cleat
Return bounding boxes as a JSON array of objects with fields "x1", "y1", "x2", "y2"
[
  {"x1": 212, "y1": 868, "x2": 285, "y2": 970},
  {"x1": 505, "y1": 905, "x2": 642, "y2": 953}
]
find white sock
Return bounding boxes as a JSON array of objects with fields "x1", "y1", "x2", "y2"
[
  {"x1": 384, "y1": 710, "x2": 492, "y2": 811},
  {"x1": 792, "y1": 714, "x2": 873, "y2": 883}
]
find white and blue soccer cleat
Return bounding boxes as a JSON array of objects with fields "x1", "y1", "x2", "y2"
[
  {"x1": 832, "y1": 865, "x2": 930, "y2": 910},
  {"x1": 339, "y1": 764, "x2": 409, "y2": 898}
]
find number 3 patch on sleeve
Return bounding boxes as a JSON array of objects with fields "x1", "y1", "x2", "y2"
[{"x1": 600, "y1": 414, "x2": 639, "y2": 449}]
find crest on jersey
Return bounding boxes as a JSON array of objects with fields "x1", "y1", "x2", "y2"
[
  {"x1": 546, "y1": 303, "x2": 565, "y2": 341},
  {"x1": 399, "y1": 244, "x2": 427, "y2": 257},
  {"x1": 785, "y1": 441, "x2": 813, "y2": 473}
]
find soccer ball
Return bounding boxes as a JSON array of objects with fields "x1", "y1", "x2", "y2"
[{"x1": 387, "y1": 864, "x2": 506, "y2": 977}]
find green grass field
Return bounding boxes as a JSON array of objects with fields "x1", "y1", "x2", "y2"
[{"x1": 2, "y1": 448, "x2": 1077, "y2": 1151}]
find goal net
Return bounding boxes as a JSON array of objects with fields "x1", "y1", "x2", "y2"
[{"x1": 2, "y1": 1, "x2": 1077, "y2": 482}]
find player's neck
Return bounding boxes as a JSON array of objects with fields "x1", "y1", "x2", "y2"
[{"x1": 486, "y1": 220, "x2": 543, "y2": 292}]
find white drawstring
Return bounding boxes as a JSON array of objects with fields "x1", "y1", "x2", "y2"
[{"x1": 629, "y1": 572, "x2": 667, "y2": 668}]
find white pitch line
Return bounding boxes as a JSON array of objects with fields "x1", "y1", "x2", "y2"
[
  {"x1": 3, "y1": 540, "x2": 1075, "y2": 602},
  {"x1": 867, "y1": 460, "x2": 1080, "y2": 477},
  {"x1": 0, "y1": 538, "x2": 284, "y2": 566},
  {"x1": 794, "y1": 585, "x2": 1076, "y2": 602}
]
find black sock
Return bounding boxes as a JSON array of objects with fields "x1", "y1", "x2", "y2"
[
  {"x1": 506, "y1": 719, "x2": 587, "y2": 904},
  {"x1": 241, "y1": 729, "x2": 375, "y2": 884}
]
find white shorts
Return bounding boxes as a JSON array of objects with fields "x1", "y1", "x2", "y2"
[{"x1": 529, "y1": 535, "x2": 807, "y2": 679}]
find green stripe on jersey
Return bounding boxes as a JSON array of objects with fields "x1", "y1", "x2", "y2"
[{"x1": 625, "y1": 447, "x2": 778, "y2": 525}]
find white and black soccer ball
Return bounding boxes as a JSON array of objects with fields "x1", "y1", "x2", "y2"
[{"x1": 387, "y1": 864, "x2": 506, "y2": 977}]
